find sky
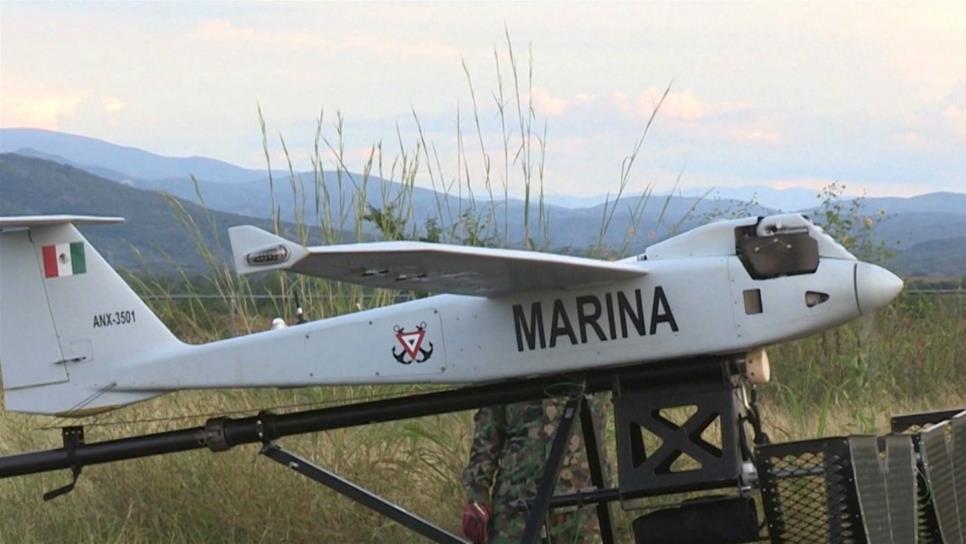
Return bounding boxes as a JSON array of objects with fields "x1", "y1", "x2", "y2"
[{"x1": 2, "y1": 1, "x2": 965, "y2": 199}]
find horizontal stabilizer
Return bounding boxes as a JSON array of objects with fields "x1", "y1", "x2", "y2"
[
  {"x1": 0, "y1": 215, "x2": 124, "y2": 230},
  {"x1": 228, "y1": 226, "x2": 646, "y2": 297}
]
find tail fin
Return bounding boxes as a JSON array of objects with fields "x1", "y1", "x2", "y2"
[{"x1": 0, "y1": 216, "x2": 179, "y2": 415}]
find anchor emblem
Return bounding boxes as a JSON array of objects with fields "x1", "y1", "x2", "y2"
[{"x1": 392, "y1": 322, "x2": 434, "y2": 364}]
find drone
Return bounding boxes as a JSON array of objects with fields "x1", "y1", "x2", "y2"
[
  {"x1": 0, "y1": 212, "x2": 901, "y2": 415},
  {"x1": 3, "y1": 213, "x2": 954, "y2": 544}
]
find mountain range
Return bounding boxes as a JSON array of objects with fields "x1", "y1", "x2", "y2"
[
  {"x1": 0, "y1": 153, "x2": 338, "y2": 272},
  {"x1": 1, "y1": 128, "x2": 964, "y2": 278}
]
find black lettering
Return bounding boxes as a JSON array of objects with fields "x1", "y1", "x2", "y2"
[
  {"x1": 604, "y1": 292, "x2": 617, "y2": 340},
  {"x1": 513, "y1": 302, "x2": 546, "y2": 352},
  {"x1": 576, "y1": 295, "x2": 607, "y2": 343},
  {"x1": 650, "y1": 286, "x2": 679, "y2": 334},
  {"x1": 617, "y1": 289, "x2": 647, "y2": 338},
  {"x1": 93, "y1": 310, "x2": 138, "y2": 329},
  {"x1": 549, "y1": 299, "x2": 578, "y2": 347}
]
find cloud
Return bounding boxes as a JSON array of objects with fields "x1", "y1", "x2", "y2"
[
  {"x1": 656, "y1": 89, "x2": 708, "y2": 121},
  {"x1": 725, "y1": 127, "x2": 782, "y2": 145},
  {"x1": 892, "y1": 130, "x2": 928, "y2": 150},
  {"x1": 0, "y1": 88, "x2": 85, "y2": 129},
  {"x1": 941, "y1": 104, "x2": 966, "y2": 140},
  {"x1": 530, "y1": 87, "x2": 568, "y2": 117},
  {"x1": 102, "y1": 97, "x2": 125, "y2": 113},
  {"x1": 192, "y1": 20, "x2": 317, "y2": 47},
  {"x1": 190, "y1": 19, "x2": 460, "y2": 59},
  {"x1": 769, "y1": 177, "x2": 839, "y2": 192},
  {"x1": 606, "y1": 87, "x2": 782, "y2": 148},
  {"x1": 609, "y1": 87, "x2": 744, "y2": 122}
]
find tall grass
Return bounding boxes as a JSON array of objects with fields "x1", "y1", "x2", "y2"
[
  {"x1": 1, "y1": 36, "x2": 964, "y2": 543},
  {"x1": 764, "y1": 291, "x2": 965, "y2": 439}
]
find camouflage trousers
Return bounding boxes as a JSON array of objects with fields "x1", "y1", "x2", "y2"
[
  {"x1": 489, "y1": 503, "x2": 600, "y2": 544},
  {"x1": 484, "y1": 398, "x2": 606, "y2": 544}
]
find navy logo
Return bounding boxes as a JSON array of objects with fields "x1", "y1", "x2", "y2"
[{"x1": 393, "y1": 322, "x2": 434, "y2": 364}]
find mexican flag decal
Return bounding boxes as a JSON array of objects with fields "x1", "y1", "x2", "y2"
[{"x1": 42, "y1": 242, "x2": 86, "y2": 279}]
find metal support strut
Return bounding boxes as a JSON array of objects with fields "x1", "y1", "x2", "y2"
[
  {"x1": 260, "y1": 442, "x2": 466, "y2": 544},
  {"x1": 579, "y1": 397, "x2": 616, "y2": 544},
  {"x1": 521, "y1": 393, "x2": 583, "y2": 544},
  {"x1": 42, "y1": 426, "x2": 84, "y2": 501}
]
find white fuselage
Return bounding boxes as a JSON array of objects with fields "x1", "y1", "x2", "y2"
[{"x1": 107, "y1": 255, "x2": 860, "y2": 391}]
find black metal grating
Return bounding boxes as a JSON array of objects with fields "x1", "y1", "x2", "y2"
[
  {"x1": 757, "y1": 438, "x2": 866, "y2": 544},
  {"x1": 891, "y1": 408, "x2": 966, "y2": 543},
  {"x1": 614, "y1": 375, "x2": 744, "y2": 498},
  {"x1": 891, "y1": 408, "x2": 965, "y2": 434},
  {"x1": 920, "y1": 419, "x2": 965, "y2": 544},
  {"x1": 953, "y1": 412, "x2": 966, "y2": 544},
  {"x1": 850, "y1": 435, "x2": 918, "y2": 544},
  {"x1": 912, "y1": 434, "x2": 944, "y2": 544}
]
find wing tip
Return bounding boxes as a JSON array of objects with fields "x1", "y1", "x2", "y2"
[{"x1": 228, "y1": 225, "x2": 307, "y2": 275}]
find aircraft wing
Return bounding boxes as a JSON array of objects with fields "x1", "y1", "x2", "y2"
[{"x1": 228, "y1": 226, "x2": 646, "y2": 297}]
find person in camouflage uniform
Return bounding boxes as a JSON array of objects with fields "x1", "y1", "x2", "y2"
[{"x1": 461, "y1": 397, "x2": 602, "y2": 543}]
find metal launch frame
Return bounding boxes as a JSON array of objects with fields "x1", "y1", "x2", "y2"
[{"x1": 1, "y1": 357, "x2": 963, "y2": 544}]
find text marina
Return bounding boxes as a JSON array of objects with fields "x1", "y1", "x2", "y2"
[{"x1": 512, "y1": 287, "x2": 678, "y2": 352}]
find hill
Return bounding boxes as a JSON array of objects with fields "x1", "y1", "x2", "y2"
[
  {"x1": 2, "y1": 127, "x2": 964, "y2": 277},
  {"x1": 0, "y1": 154, "x2": 331, "y2": 273},
  {"x1": 887, "y1": 237, "x2": 966, "y2": 278},
  {"x1": 0, "y1": 131, "x2": 779, "y2": 249},
  {"x1": 0, "y1": 128, "x2": 261, "y2": 183}
]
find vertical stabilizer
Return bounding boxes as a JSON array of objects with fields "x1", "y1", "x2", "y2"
[
  {"x1": 0, "y1": 216, "x2": 180, "y2": 414},
  {"x1": 0, "y1": 228, "x2": 67, "y2": 389}
]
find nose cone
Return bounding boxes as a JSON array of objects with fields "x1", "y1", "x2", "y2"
[{"x1": 854, "y1": 262, "x2": 903, "y2": 314}]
